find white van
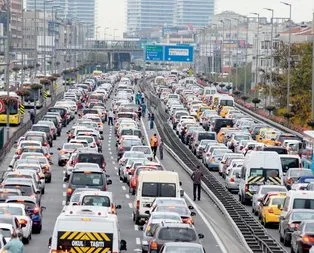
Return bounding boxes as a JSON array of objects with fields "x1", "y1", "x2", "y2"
[
  {"x1": 280, "y1": 191, "x2": 314, "y2": 219},
  {"x1": 238, "y1": 151, "x2": 283, "y2": 204},
  {"x1": 218, "y1": 95, "x2": 234, "y2": 107},
  {"x1": 279, "y1": 154, "x2": 302, "y2": 173},
  {"x1": 133, "y1": 171, "x2": 183, "y2": 225},
  {"x1": 49, "y1": 206, "x2": 126, "y2": 253},
  {"x1": 203, "y1": 87, "x2": 217, "y2": 96}
]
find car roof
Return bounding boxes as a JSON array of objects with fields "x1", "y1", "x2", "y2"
[
  {"x1": 72, "y1": 167, "x2": 104, "y2": 173},
  {"x1": 6, "y1": 196, "x2": 36, "y2": 202}
]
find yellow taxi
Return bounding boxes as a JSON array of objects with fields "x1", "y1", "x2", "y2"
[
  {"x1": 196, "y1": 105, "x2": 212, "y2": 121},
  {"x1": 256, "y1": 128, "x2": 281, "y2": 146},
  {"x1": 219, "y1": 106, "x2": 235, "y2": 118},
  {"x1": 217, "y1": 127, "x2": 237, "y2": 143},
  {"x1": 261, "y1": 192, "x2": 286, "y2": 227}
]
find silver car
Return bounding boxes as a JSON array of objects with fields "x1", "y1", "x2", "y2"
[
  {"x1": 225, "y1": 167, "x2": 241, "y2": 192},
  {"x1": 251, "y1": 185, "x2": 287, "y2": 216}
]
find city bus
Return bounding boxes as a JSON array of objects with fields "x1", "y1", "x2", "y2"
[
  {"x1": 302, "y1": 130, "x2": 314, "y2": 171},
  {"x1": 0, "y1": 96, "x2": 21, "y2": 125},
  {"x1": 23, "y1": 82, "x2": 44, "y2": 108}
]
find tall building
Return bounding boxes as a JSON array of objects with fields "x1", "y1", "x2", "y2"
[
  {"x1": 26, "y1": 0, "x2": 95, "y2": 37},
  {"x1": 126, "y1": 0, "x2": 215, "y2": 35},
  {"x1": 174, "y1": 0, "x2": 214, "y2": 27}
]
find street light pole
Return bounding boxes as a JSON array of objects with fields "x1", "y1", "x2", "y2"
[
  {"x1": 34, "y1": 0, "x2": 38, "y2": 77},
  {"x1": 244, "y1": 17, "x2": 249, "y2": 95},
  {"x1": 233, "y1": 18, "x2": 240, "y2": 90},
  {"x1": 21, "y1": 8, "x2": 25, "y2": 86},
  {"x1": 5, "y1": 0, "x2": 11, "y2": 141},
  {"x1": 281, "y1": 1, "x2": 292, "y2": 111},
  {"x1": 264, "y1": 8, "x2": 274, "y2": 105},
  {"x1": 220, "y1": 20, "x2": 225, "y2": 80},
  {"x1": 225, "y1": 19, "x2": 232, "y2": 86},
  {"x1": 251, "y1": 13, "x2": 260, "y2": 97}
]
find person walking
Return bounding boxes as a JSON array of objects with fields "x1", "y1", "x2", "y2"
[
  {"x1": 150, "y1": 134, "x2": 158, "y2": 159},
  {"x1": 29, "y1": 109, "x2": 35, "y2": 124},
  {"x1": 0, "y1": 231, "x2": 24, "y2": 253},
  {"x1": 150, "y1": 113, "x2": 155, "y2": 129},
  {"x1": 191, "y1": 165, "x2": 203, "y2": 201},
  {"x1": 141, "y1": 103, "x2": 146, "y2": 118},
  {"x1": 159, "y1": 139, "x2": 164, "y2": 160},
  {"x1": 108, "y1": 109, "x2": 114, "y2": 126},
  {"x1": 137, "y1": 105, "x2": 142, "y2": 119},
  {"x1": 141, "y1": 92, "x2": 145, "y2": 103}
]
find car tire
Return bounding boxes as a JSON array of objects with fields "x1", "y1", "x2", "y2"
[
  {"x1": 279, "y1": 227, "x2": 284, "y2": 242},
  {"x1": 58, "y1": 161, "x2": 63, "y2": 166},
  {"x1": 283, "y1": 231, "x2": 290, "y2": 246},
  {"x1": 42, "y1": 188, "x2": 45, "y2": 195}
]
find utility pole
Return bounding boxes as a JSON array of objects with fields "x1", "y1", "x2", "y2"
[
  {"x1": 264, "y1": 8, "x2": 274, "y2": 105},
  {"x1": 251, "y1": 13, "x2": 260, "y2": 97},
  {"x1": 21, "y1": 8, "x2": 24, "y2": 86},
  {"x1": 233, "y1": 18, "x2": 240, "y2": 90},
  {"x1": 244, "y1": 17, "x2": 249, "y2": 95},
  {"x1": 5, "y1": 0, "x2": 11, "y2": 141},
  {"x1": 34, "y1": 0, "x2": 38, "y2": 77},
  {"x1": 220, "y1": 20, "x2": 225, "y2": 79},
  {"x1": 226, "y1": 19, "x2": 232, "y2": 86},
  {"x1": 281, "y1": 2, "x2": 292, "y2": 111}
]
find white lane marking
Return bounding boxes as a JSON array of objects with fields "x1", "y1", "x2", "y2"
[
  {"x1": 116, "y1": 172, "x2": 119, "y2": 176},
  {"x1": 134, "y1": 225, "x2": 139, "y2": 231},
  {"x1": 109, "y1": 151, "x2": 112, "y2": 155},
  {"x1": 111, "y1": 156, "x2": 114, "y2": 159},
  {"x1": 129, "y1": 203, "x2": 133, "y2": 208},
  {"x1": 108, "y1": 140, "x2": 111, "y2": 143},
  {"x1": 112, "y1": 161, "x2": 116, "y2": 165},
  {"x1": 122, "y1": 186, "x2": 126, "y2": 191},
  {"x1": 108, "y1": 147, "x2": 111, "y2": 150},
  {"x1": 136, "y1": 238, "x2": 141, "y2": 245},
  {"x1": 63, "y1": 170, "x2": 65, "y2": 174},
  {"x1": 125, "y1": 194, "x2": 130, "y2": 199},
  {"x1": 140, "y1": 116, "x2": 229, "y2": 253},
  {"x1": 114, "y1": 167, "x2": 118, "y2": 171},
  {"x1": 63, "y1": 184, "x2": 66, "y2": 188},
  {"x1": 62, "y1": 192, "x2": 66, "y2": 197}
]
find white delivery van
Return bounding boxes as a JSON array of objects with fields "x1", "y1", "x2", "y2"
[
  {"x1": 238, "y1": 151, "x2": 283, "y2": 204},
  {"x1": 280, "y1": 191, "x2": 314, "y2": 219},
  {"x1": 49, "y1": 206, "x2": 127, "y2": 253},
  {"x1": 133, "y1": 171, "x2": 183, "y2": 225}
]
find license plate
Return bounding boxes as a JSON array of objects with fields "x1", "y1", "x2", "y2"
[{"x1": 249, "y1": 185, "x2": 259, "y2": 192}]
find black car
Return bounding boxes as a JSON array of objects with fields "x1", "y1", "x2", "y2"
[
  {"x1": 66, "y1": 168, "x2": 112, "y2": 202},
  {"x1": 212, "y1": 118, "x2": 234, "y2": 133},
  {"x1": 75, "y1": 151, "x2": 106, "y2": 170},
  {"x1": 48, "y1": 107, "x2": 68, "y2": 126},
  {"x1": 42, "y1": 116, "x2": 62, "y2": 136}
]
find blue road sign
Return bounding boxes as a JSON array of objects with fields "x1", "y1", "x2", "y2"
[
  {"x1": 145, "y1": 45, "x2": 164, "y2": 61},
  {"x1": 164, "y1": 45, "x2": 193, "y2": 62}
]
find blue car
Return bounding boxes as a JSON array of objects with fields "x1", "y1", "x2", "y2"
[{"x1": 5, "y1": 196, "x2": 45, "y2": 234}]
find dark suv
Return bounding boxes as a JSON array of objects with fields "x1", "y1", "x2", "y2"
[
  {"x1": 66, "y1": 168, "x2": 112, "y2": 202},
  {"x1": 74, "y1": 151, "x2": 106, "y2": 170},
  {"x1": 147, "y1": 223, "x2": 204, "y2": 253}
]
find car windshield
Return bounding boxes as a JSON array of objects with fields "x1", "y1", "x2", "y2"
[
  {"x1": 82, "y1": 196, "x2": 110, "y2": 207},
  {"x1": 77, "y1": 154, "x2": 103, "y2": 166},
  {"x1": 158, "y1": 227, "x2": 196, "y2": 241},
  {"x1": 156, "y1": 206, "x2": 189, "y2": 216},
  {"x1": 305, "y1": 223, "x2": 314, "y2": 233},
  {"x1": 292, "y1": 212, "x2": 314, "y2": 220},
  {"x1": 76, "y1": 137, "x2": 93, "y2": 143},
  {"x1": 164, "y1": 246, "x2": 203, "y2": 253},
  {"x1": 123, "y1": 139, "x2": 142, "y2": 147},
  {"x1": 198, "y1": 132, "x2": 216, "y2": 141},
  {"x1": 63, "y1": 144, "x2": 83, "y2": 150},
  {"x1": 261, "y1": 187, "x2": 286, "y2": 194},
  {"x1": 3, "y1": 185, "x2": 32, "y2": 195},
  {"x1": 142, "y1": 183, "x2": 176, "y2": 197},
  {"x1": 152, "y1": 214, "x2": 181, "y2": 221},
  {"x1": 132, "y1": 147, "x2": 151, "y2": 154},
  {"x1": 271, "y1": 198, "x2": 285, "y2": 205},
  {"x1": 32, "y1": 126, "x2": 49, "y2": 133},
  {"x1": 250, "y1": 169, "x2": 279, "y2": 178},
  {"x1": 290, "y1": 169, "x2": 312, "y2": 177},
  {"x1": 0, "y1": 206, "x2": 23, "y2": 215},
  {"x1": 71, "y1": 172, "x2": 103, "y2": 186}
]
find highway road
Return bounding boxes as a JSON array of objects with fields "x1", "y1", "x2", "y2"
[{"x1": 0, "y1": 83, "x2": 249, "y2": 253}]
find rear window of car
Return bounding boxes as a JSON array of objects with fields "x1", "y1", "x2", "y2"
[
  {"x1": 3, "y1": 185, "x2": 32, "y2": 196},
  {"x1": 77, "y1": 154, "x2": 103, "y2": 166},
  {"x1": 158, "y1": 227, "x2": 197, "y2": 241},
  {"x1": 71, "y1": 172, "x2": 103, "y2": 186},
  {"x1": 82, "y1": 196, "x2": 110, "y2": 207}
]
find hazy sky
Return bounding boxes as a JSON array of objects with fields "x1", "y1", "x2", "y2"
[{"x1": 97, "y1": 0, "x2": 314, "y2": 39}]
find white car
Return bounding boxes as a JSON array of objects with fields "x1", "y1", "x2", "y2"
[
  {"x1": 0, "y1": 223, "x2": 14, "y2": 243},
  {"x1": 0, "y1": 204, "x2": 32, "y2": 243}
]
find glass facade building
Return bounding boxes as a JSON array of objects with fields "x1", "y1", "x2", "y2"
[
  {"x1": 127, "y1": 0, "x2": 215, "y2": 33},
  {"x1": 26, "y1": 0, "x2": 95, "y2": 37}
]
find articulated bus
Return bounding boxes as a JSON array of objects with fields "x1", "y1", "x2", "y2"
[
  {"x1": 23, "y1": 82, "x2": 44, "y2": 108},
  {"x1": 0, "y1": 95, "x2": 21, "y2": 125}
]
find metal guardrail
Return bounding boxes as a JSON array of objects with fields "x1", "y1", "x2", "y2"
[
  {"x1": 0, "y1": 92, "x2": 64, "y2": 165},
  {"x1": 140, "y1": 80, "x2": 286, "y2": 253}
]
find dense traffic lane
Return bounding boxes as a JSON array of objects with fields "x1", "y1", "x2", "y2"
[{"x1": 140, "y1": 115, "x2": 248, "y2": 253}]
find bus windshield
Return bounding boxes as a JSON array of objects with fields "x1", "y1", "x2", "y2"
[{"x1": 24, "y1": 88, "x2": 40, "y2": 102}]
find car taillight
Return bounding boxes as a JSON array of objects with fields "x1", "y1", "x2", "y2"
[
  {"x1": 268, "y1": 207, "x2": 274, "y2": 213},
  {"x1": 91, "y1": 143, "x2": 96, "y2": 148},
  {"x1": 229, "y1": 177, "x2": 235, "y2": 182},
  {"x1": 131, "y1": 179, "x2": 136, "y2": 188},
  {"x1": 302, "y1": 235, "x2": 314, "y2": 243},
  {"x1": 150, "y1": 241, "x2": 158, "y2": 250},
  {"x1": 103, "y1": 185, "x2": 107, "y2": 191},
  {"x1": 102, "y1": 161, "x2": 106, "y2": 169},
  {"x1": 136, "y1": 200, "x2": 140, "y2": 210},
  {"x1": 111, "y1": 204, "x2": 116, "y2": 214},
  {"x1": 119, "y1": 147, "x2": 124, "y2": 151},
  {"x1": 287, "y1": 178, "x2": 293, "y2": 185},
  {"x1": 66, "y1": 188, "x2": 73, "y2": 196},
  {"x1": 183, "y1": 217, "x2": 193, "y2": 224},
  {"x1": 244, "y1": 184, "x2": 249, "y2": 192},
  {"x1": 44, "y1": 142, "x2": 48, "y2": 146}
]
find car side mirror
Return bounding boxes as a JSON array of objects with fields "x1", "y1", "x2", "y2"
[
  {"x1": 180, "y1": 189, "x2": 184, "y2": 197},
  {"x1": 36, "y1": 190, "x2": 41, "y2": 194},
  {"x1": 235, "y1": 172, "x2": 240, "y2": 179},
  {"x1": 57, "y1": 148, "x2": 61, "y2": 151},
  {"x1": 145, "y1": 203, "x2": 151, "y2": 208},
  {"x1": 116, "y1": 204, "x2": 121, "y2": 209},
  {"x1": 198, "y1": 233, "x2": 204, "y2": 239},
  {"x1": 188, "y1": 205, "x2": 194, "y2": 210},
  {"x1": 145, "y1": 210, "x2": 150, "y2": 215},
  {"x1": 277, "y1": 204, "x2": 283, "y2": 210},
  {"x1": 191, "y1": 212, "x2": 196, "y2": 216},
  {"x1": 179, "y1": 181, "x2": 182, "y2": 186},
  {"x1": 50, "y1": 152, "x2": 54, "y2": 155},
  {"x1": 120, "y1": 239, "x2": 127, "y2": 251},
  {"x1": 48, "y1": 237, "x2": 52, "y2": 248},
  {"x1": 107, "y1": 179, "x2": 112, "y2": 185}
]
